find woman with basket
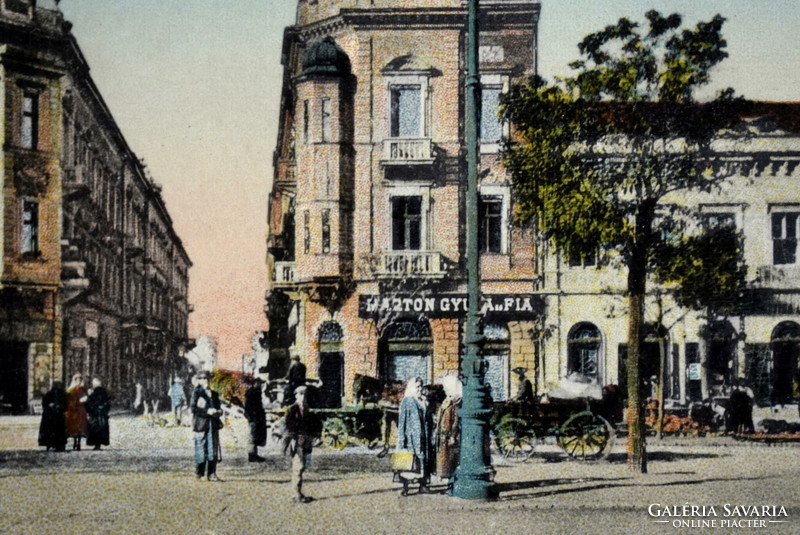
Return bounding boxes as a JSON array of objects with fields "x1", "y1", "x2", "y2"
[{"x1": 394, "y1": 376, "x2": 434, "y2": 495}]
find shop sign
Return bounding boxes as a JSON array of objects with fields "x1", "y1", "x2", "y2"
[
  {"x1": 359, "y1": 294, "x2": 544, "y2": 318},
  {"x1": 0, "y1": 320, "x2": 54, "y2": 342}
]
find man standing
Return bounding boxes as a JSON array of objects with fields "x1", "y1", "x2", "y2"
[
  {"x1": 512, "y1": 367, "x2": 535, "y2": 402},
  {"x1": 244, "y1": 377, "x2": 267, "y2": 462},
  {"x1": 284, "y1": 355, "x2": 307, "y2": 406},
  {"x1": 283, "y1": 385, "x2": 321, "y2": 503},
  {"x1": 191, "y1": 371, "x2": 223, "y2": 482}
]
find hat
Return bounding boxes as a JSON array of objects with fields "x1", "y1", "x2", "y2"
[
  {"x1": 512, "y1": 367, "x2": 528, "y2": 375},
  {"x1": 196, "y1": 370, "x2": 211, "y2": 380}
]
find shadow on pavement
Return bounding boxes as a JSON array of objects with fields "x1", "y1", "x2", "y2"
[{"x1": 494, "y1": 474, "x2": 768, "y2": 502}]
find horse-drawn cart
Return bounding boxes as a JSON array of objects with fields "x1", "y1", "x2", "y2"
[{"x1": 491, "y1": 382, "x2": 623, "y2": 462}]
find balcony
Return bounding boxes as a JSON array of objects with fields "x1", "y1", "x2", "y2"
[
  {"x1": 754, "y1": 265, "x2": 800, "y2": 289},
  {"x1": 382, "y1": 138, "x2": 435, "y2": 165},
  {"x1": 377, "y1": 251, "x2": 445, "y2": 278},
  {"x1": 272, "y1": 261, "x2": 296, "y2": 286}
]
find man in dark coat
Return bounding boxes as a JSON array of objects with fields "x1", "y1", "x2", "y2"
[
  {"x1": 191, "y1": 370, "x2": 224, "y2": 481},
  {"x1": 284, "y1": 385, "x2": 322, "y2": 503},
  {"x1": 86, "y1": 378, "x2": 111, "y2": 450},
  {"x1": 512, "y1": 367, "x2": 535, "y2": 402},
  {"x1": 284, "y1": 355, "x2": 307, "y2": 406},
  {"x1": 38, "y1": 381, "x2": 67, "y2": 452},
  {"x1": 244, "y1": 377, "x2": 267, "y2": 462}
]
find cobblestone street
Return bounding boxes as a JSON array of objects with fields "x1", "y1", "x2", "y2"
[{"x1": 0, "y1": 414, "x2": 798, "y2": 534}]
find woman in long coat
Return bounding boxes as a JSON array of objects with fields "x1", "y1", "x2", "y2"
[
  {"x1": 86, "y1": 378, "x2": 111, "y2": 450},
  {"x1": 38, "y1": 381, "x2": 67, "y2": 451},
  {"x1": 435, "y1": 374, "x2": 462, "y2": 484},
  {"x1": 65, "y1": 373, "x2": 88, "y2": 451},
  {"x1": 397, "y1": 376, "x2": 434, "y2": 493}
]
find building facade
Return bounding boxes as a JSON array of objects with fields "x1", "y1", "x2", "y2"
[
  {"x1": 266, "y1": 0, "x2": 541, "y2": 406},
  {"x1": 1, "y1": 0, "x2": 191, "y2": 412},
  {"x1": 266, "y1": 1, "x2": 800, "y2": 410},
  {"x1": 539, "y1": 108, "x2": 800, "y2": 408}
]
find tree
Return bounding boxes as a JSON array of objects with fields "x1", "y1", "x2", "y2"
[{"x1": 501, "y1": 11, "x2": 748, "y2": 472}]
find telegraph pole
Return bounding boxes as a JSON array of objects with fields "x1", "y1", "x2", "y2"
[{"x1": 452, "y1": 0, "x2": 494, "y2": 500}]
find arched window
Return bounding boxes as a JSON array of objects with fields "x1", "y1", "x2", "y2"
[
  {"x1": 380, "y1": 319, "x2": 432, "y2": 383},
  {"x1": 568, "y1": 323, "x2": 602, "y2": 381}
]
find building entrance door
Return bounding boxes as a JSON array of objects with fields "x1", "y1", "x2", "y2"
[
  {"x1": 0, "y1": 341, "x2": 29, "y2": 413},
  {"x1": 318, "y1": 352, "x2": 343, "y2": 408},
  {"x1": 771, "y1": 322, "x2": 800, "y2": 406}
]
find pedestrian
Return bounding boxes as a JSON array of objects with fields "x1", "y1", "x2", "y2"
[
  {"x1": 397, "y1": 376, "x2": 434, "y2": 495},
  {"x1": 86, "y1": 377, "x2": 111, "y2": 451},
  {"x1": 169, "y1": 378, "x2": 187, "y2": 426},
  {"x1": 132, "y1": 381, "x2": 144, "y2": 416},
  {"x1": 727, "y1": 379, "x2": 755, "y2": 434},
  {"x1": 65, "y1": 373, "x2": 88, "y2": 451},
  {"x1": 284, "y1": 354, "x2": 307, "y2": 406},
  {"x1": 512, "y1": 367, "x2": 535, "y2": 402},
  {"x1": 283, "y1": 385, "x2": 321, "y2": 503},
  {"x1": 435, "y1": 374, "x2": 462, "y2": 490},
  {"x1": 244, "y1": 377, "x2": 267, "y2": 462},
  {"x1": 190, "y1": 370, "x2": 224, "y2": 482},
  {"x1": 38, "y1": 381, "x2": 67, "y2": 452}
]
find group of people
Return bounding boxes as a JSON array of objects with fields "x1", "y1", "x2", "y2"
[
  {"x1": 38, "y1": 373, "x2": 111, "y2": 452},
  {"x1": 396, "y1": 374, "x2": 463, "y2": 495}
]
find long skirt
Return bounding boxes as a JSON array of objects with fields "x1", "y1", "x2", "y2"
[{"x1": 194, "y1": 427, "x2": 222, "y2": 464}]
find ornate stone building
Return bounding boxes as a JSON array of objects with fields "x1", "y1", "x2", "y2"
[
  {"x1": 266, "y1": 0, "x2": 541, "y2": 406},
  {"x1": 1, "y1": 0, "x2": 191, "y2": 412},
  {"x1": 267, "y1": 1, "x2": 800, "y2": 411}
]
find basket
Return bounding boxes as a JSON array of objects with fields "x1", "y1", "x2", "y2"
[{"x1": 389, "y1": 450, "x2": 417, "y2": 471}]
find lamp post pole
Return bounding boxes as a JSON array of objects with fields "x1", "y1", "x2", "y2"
[{"x1": 453, "y1": 0, "x2": 493, "y2": 501}]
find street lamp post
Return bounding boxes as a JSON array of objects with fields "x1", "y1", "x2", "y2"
[{"x1": 452, "y1": 0, "x2": 494, "y2": 500}]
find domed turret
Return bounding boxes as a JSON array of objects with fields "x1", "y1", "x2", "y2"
[{"x1": 302, "y1": 36, "x2": 351, "y2": 76}]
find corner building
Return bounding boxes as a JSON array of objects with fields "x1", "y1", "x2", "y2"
[{"x1": 266, "y1": 0, "x2": 542, "y2": 406}]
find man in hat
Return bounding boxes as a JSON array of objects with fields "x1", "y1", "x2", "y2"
[
  {"x1": 283, "y1": 385, "x2": 322, "y2": 503},
  {"x1": 190, "y1": 370, "x2": 224, "y2": 481},
  {"x1": 169, "y1": 377, "x2": 187, "y2": 426},
  {"x1": 513, "y1": 367, "x2": 535, "y2": 403},
  {"x1": 244, "y1": 376, "x2": 267, "y2": 462},
  {"x1": 284, "y1": 355, "x2": 307, "y2": 406}
]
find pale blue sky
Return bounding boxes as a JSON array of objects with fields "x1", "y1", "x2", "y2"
[{"x1": 58, "y1": 1, "x2": 799, "y2": 366}]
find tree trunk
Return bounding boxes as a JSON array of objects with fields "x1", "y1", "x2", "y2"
[
  {"x1": 656, "y1": 335, "x2": 666, "y2": 440},
  {"x1": 626, "y1": 204, "x2": 654, "y2": 473}
]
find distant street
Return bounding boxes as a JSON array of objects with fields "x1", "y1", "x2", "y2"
[{"x1": 0, "y1": 414, "x2": 798, "y2": 535}]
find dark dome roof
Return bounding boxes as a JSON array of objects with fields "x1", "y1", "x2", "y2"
[{"x1": 302, "y1": 37, "x2": 351, "y2": 76}]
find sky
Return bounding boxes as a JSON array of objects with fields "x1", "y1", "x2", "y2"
[{"x1": 58, "y1": 1, "x2": 800, "y2": 369}]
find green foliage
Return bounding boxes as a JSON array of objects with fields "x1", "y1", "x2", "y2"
[
  {"x1": 501, "y1": 10, "x2": 747, "y2": 284},
  {"x1": 652, "y1": 225, "x2": 746, "y2": 316},
  {"x1": 210, "y1": 369, "x2": 248, "y2": 405}
]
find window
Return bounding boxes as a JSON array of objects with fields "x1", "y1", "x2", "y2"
[
  {"x1": 479, "y1": 195, "x2": 503, "y2": 254},
  {"x1": 303, "y1": 211, "x2": 310, "y2": 254},
  {"x1": 4, "y1": 0, "x2": 31, "y2": 16},
  {"x1": 321, "y1": 209, "x2": 331, "y2": 253},
  {"x1": 389, "y1": 85, "x2": 422, "y2": 137},
  {"x1": 703, "y1": 212, "x2": 736, "y2": 229},
  {"x1": 21, "y1": 91, "x2": 38, "y2": 150},
  {"x1": 20, "y1": 200, "x2": 39, "y2": 254},
  {"x1": 391, "y1": 196, "x2": 422, "y2": 250},
  {"x1": 321, "y1": 98, "x2": 332, "y2": 142},
  {"x1": 568, "y1": 323, "x2": 601, "y2": 381},
  {"x1": 481, "y1": 85, "x2": 503, "y2": 145},
  {"x1": 772, "y1": 212, "x2": 799, "y2": 265},
  {"x1": 303, "y1": 100, "x2": 309, "y2": 144},
  {"x1": 568, "y1": 245, "x2": 597, "y2": 267}
]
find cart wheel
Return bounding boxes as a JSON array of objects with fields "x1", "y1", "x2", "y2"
[
  {"x1": 321, "y1": 418, "x2": 349, "y2": 450},
  {"x1": 495, "y1": 426, "x2": 535, "y2": 462},
  {"x1": 558, "y1": 411, "x2": 615, "y2": 461}
]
